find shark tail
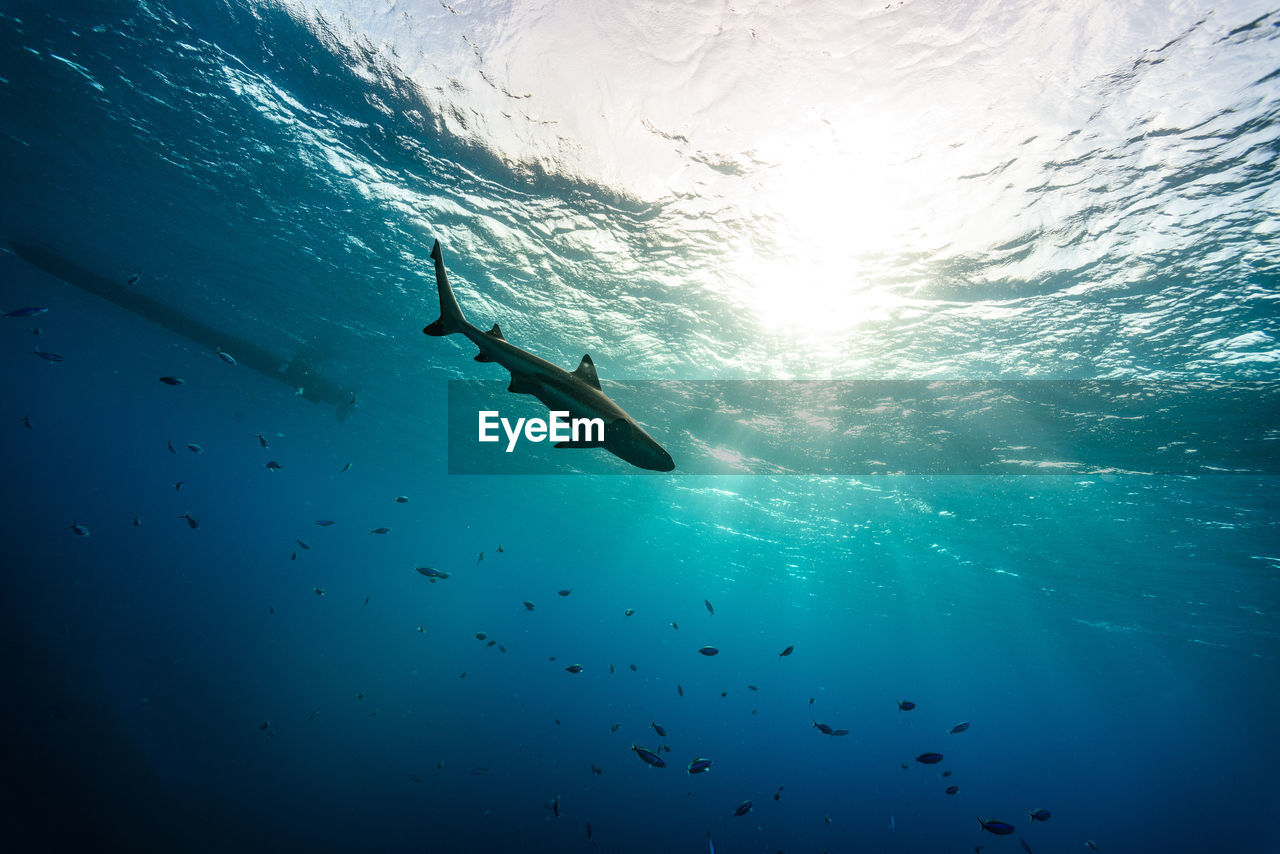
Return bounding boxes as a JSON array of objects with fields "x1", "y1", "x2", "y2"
[{"x1": 423, "y1": 240, "x2": 468, "y2": 336}]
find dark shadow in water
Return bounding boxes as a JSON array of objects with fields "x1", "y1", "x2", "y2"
[{"x1": 9, "y1": 241, "x2": 358, "y2": 421}]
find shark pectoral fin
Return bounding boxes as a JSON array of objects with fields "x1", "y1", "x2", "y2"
[
  {"x1": 487, "y1": 323, "x2": 505, "y2": 340},
  {"x1": 572, "y1": 354, "x2": 601, "y2": 390},
  {"x1": 474, "y1": 352, "x2": 496, "y2": 363},
  {"x1": 507, "y1": 374, "x2": 538, "y2": 395},
  {"x1": 554, "y1": 440, "x2": 605, "y2": 449}
]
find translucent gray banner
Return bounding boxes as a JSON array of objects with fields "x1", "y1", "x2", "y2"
[{"x1": 446, "y1": 380, "x2": 1280, "y2": 475}]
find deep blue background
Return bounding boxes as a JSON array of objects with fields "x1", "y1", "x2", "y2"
[{"x1": 2, "y1": 2, "x2": 1278, "y2": 852}]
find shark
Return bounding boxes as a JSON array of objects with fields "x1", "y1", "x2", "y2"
[{"x1": 423, "y1": 240, "x2": 675, "y2": 472}]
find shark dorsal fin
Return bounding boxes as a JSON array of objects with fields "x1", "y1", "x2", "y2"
[
  {"x1": 487, "y1": 323, "x2": 505, "y2": 340},
  {"x1": 572, "y1": 354, "x2": 601, "y2": 390}
]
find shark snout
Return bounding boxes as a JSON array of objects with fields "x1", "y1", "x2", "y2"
[{"x1": 607, "y1": 419, "x2": 674, "y2": 472}]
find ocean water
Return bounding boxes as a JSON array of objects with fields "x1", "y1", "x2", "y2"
[{"x1": 2, "y1": 1, "x2": 1278, "y2": 852}]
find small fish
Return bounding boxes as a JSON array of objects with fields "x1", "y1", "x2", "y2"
[
  {"x1": 4, "y1": 307, "x2": 47, "y2": 317},
  {"x1": 498, "y1": 645, "x2": 506, "y2": 653},
  {"x1": 630, "y1": 743, "x2": 665, "y2": 767},
  {"x1": 565, "y1": 664, "x2": 583, "y2": 673},
  {"x1": 940, "y1": 770, "x2": 952, "y2": 777},
  {"x1": 19, "y1": 415, "x2": 32, "y2": 429},
  {"x1": 496, "y1": 545, "x2": 504, "y2": 553},
  {"x1": 157, "y1": 376, "x2": 183, "y2": 385},
  {"x1": 830, "y1": 728, "x2": 849, "y2": 737},
  {"x1": 590, "y1": 763, "x2": 603, "y2": 775},
  {"x1": 313, "y1": 587, "x2": 325, "y2": 596},
  {"x1": 610, "y1": 723, "x2": 621, "y2": 732},
  {"x1": 558, "y1": 589, "x2": 571, "y2": 597},
  {"x1": 624, "y1": 608, "x2": 635, "y2": 617},
  {"x1": 897, "y1": 700, "x2": 916, "y2": 711},
  {"x1": 258, "y1": 721, "x2": 269, "y2": 731},
  {"x1": 268, "y1": 606, "x2": 275, "y2": 614},
  {"x1": 179, "y1": 513, "x2": 199, "y2": 529},
  {"x1": 549, "y1": 795, "x2": 561, "y2": 818},
  {"x1": 257, "y1": 433, "x2": 269, "y2": 448},
  {"x1": 416, "y1": 567, "x2": 449, "y2": 579},
  {"x1": 476, "y1": 551, "x2": 484, "y2": 563},
  {"x1": 370, "y1": 527, "x2": 390, "y2": 534},
  {"x1": 470, "y1": 768, "x2": 488, "y2": 775},
  {"x1": 733, "y1": 800, "x2": 753, "y2": 817},
  {"x1": 773, "y1": 787, "x2": 783, "y2": 801},
  {"x1": 976, "y1": 817, "x2": 1016, "y2": 835},
  {"x1": 66, "y1": 521, "x2": 90, "y2": 537},
  {"x1": 1020, "y1": 839, "x2": 1033, "y2": 854},
  {"x1": 127, "y1": 272, "x2": 142, "y2": 285},
  {"x1": 720, "y1": 691, "x2": 727, "y2": 697},
  {"x1": 408, "y1": 774, "x2": 423, "y2": 782},
  {"x1": 395, "y1": 495, "x2": 408, "y2": 503},
  {"x1": 186, "y1": 443, "x2": 203, "y2": 453},
  {"x1": 290, "y1": 552, "x2": 296, "y2": 560},
  {"x1": 585, "y1": 820, "x2": 592, "y2": 839},
  {"x1": 29, "y1": 349, "x2": 64, "y2": 362},
  {"x1": 168, "y1": 439, "x2": 176, "y2": 454},
  {"x1": 670, "y1": 621, "x2": 679, "y2": 630},
  {"x1": 315, "y1": 520, "x2": 335, "y2": 526},
  {"x1": 215, "y1": 347, "x2": 236, "y2": 365},
  {"x1": 677, "y1": 684, "x2": 683, "y2": 697},
  {"x1": 748, "y1": 685, "x2": 758, "y2": 691},
  {"x1": 629, "y1": 664, "x2": 637, "y2": 671},
  {"x1": 812, "y1": 719, "x2": 833, "y2": 735},
  {"x1": 265, "y1": 460, "x2": 282, "y2": 470},
  {"x1": 296, "y1": 539, "x2": 309, "y2": 550},
  {"x1": 651, "y1": 720, "x2": 666, "y2": 737},
  {"x1": 949, "y1": 721, "x2": 971, "y2": 734},
  {"x1": 132, "y1": 515, "x2": 141, "y2": 527},
  {"x1": 704, "y1": 599, "x2": 714, "y2": 615},
  {"x1": 946, "y1": 785, "x2": 959, "y2": 795},
  {"x1": 339, "y1": 462, "x2": 351, "y2": 472},
  {"x1": 698, "y1": 646, "x2": 719, "y2": 656},
  {"x1": 523, "y1": 601, "x2": 535, "y2": 611},
  {"x1": 608, "y1": 664, "x2": 615, "y2": 673},
  {"x1": 916, "y1": 752, "x2": 944, "y2": 765},
  {"x1": 476, "y1": 632, "x2": 488, "y2": 640},
  {"x1": 173, "y1": 480, "x2": 183, "y2": 491},
  {"x1": 809, "y1": 697, "x2": 814, "y2": 706},
  {"x1": 1085, "y1": 841, "x2": 1098, "y2": 851},
  {"x1": 778, "y1": 645, "x2": 794, "y2": 658},
  {"x1": 900, "y1": 762, "x2": 909, "y2": 771},
  {"x1": 824, "y1": 814, "x2": 831, "y2": 825},
  {"x1": 355, "y1": 692, "x2": 365, "y2": 700},
  {"x1": 687, "y1": 757, "x2": 712, "y2": 774},
  {"x1": 1025, "y1": 808, "x2": 1051, "y2": 823}
]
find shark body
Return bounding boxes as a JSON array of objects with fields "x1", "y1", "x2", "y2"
[{"x1": 423, "y1": 241, "x2": 674, "y2": 472}]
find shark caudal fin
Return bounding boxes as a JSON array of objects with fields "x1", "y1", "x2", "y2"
[{"x1": 423, "y1": 240, "x2": 468, "y2": 337}]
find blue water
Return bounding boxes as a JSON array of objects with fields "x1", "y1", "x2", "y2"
[{"x1": 2, "y1": 1, "x2": 1278, "y2": 852}]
